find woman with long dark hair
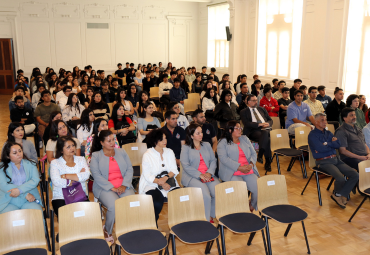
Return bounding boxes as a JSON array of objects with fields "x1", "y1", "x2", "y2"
[
  {"x1": 126, "y1": 84, "x2": 139, "y2": 113},
  {"x1": 126, "y1": 68, "x2": 136, "y2": 86},
  {"x1": 180, "y1": 123, "x2": 220, "y2": 222},
  {"x1": 217, "y1": 120, "x2": 260, "y2": 212},
  {"x1": 3, "y1": 123, "x2": 37, "y2": 162},
  {"x1": 90, "y1": 130, "x2": 135, "y2": 242},
  {"x1": 84, "y1": 118, "x2": 120, "y2": 166},
  {"x1": 88, "y1": 91, "x2": 110, "y2": 120},
  {"x1": 113, "y1": 89, "x2": 134, "y2": 116},
  {"x1": 108, "y1": 103, "x2": 136, "y2": 146},
  {"x1": 220, "y1": 81, "x2": 238, "y2": 105},
  {"x1": 192, "y1": 74, "x2": 203, "y2": 94},
  {"x1": 46, "y1": 120, "x2": 81, "y2": 163},
  {"x1": 200, "y1": 81, "x2": 214, "y2": 99},
  {"x1": 72, "y1": 66, "x2": 80, "y2": 79},
  {"x1": 0, "y1": 142, "x2": 43, "y2": 214},
  {"x1": 62, "y1": 93, "x2": 85, "y2": 122},
  {"x1": 71, "y1": 77, "x2": 80, "y2": 94},
  {"x1": 138, "y1": 102, "x2": 161, "y2": 141},
  {"x1": 202, "y1": 88, "x2": 219, "y2": 122},
  {"x1": 136, "y1": 91, "x2": 163, "y2": 121},
  {"x1": 340, "y1": 94, "x2": 366, "y2": 129},
  {"x1": 213, "y1": 89, "x2": 240, "y2": 129},
  {"x1": 76, "y1": 109, "x2": 95, "y2": 156},
  {"x1": 84, "y1": 87, "x2": 94, "y2": 108},
  {"x1": 179, "y1": 73, "x2": 190, "y2": 95},
  {"x1": 43, "y1": 111, "x2": 62, "y2": 147}
]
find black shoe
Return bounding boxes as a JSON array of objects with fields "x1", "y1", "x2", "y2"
[
  {"x1": 56, "y1": 233, "x2": 59, "y2": 243},
  {"x1": 264, "y1": 161, "x2": 271, "y2": 172},
  {"x1": 257, "y1": 156, "x2": 263, "y2": 164}
]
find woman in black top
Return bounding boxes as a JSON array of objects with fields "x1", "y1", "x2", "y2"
[
  {"x1": 127, "y1": 84, "x2": 139, "y2": 112},
  {"x1": 88, "y1": 91, "x2": 110, "y2": 120},
  {"x1": 109, "y1": 103, "x2": 136, "y2": 145},
  {"x1": 192, "y1": 74, "x2": 203, "y2": 94},
  {"x1": 213, "y1": 89, "x2": 240, "y2": 129},
  {"x1": 179, "y1": 74, "x2": 190, "y2": 95}
]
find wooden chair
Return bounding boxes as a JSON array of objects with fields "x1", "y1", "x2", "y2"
[
  {"x1": 122, "y1": 77, "x2": 127, "y2": 86},
  {"x1": 150, "y1": 87, "x2": 160, "y2": 101},
  {"x1": 121, "y1": 143, "x2": 147, "y2": 176},
  {"x1": 326, "y1": 123, "x2": 335, "y2": 134},
  {"x1": 167, "y1": 187, "x2": 221, "y2": 255},
  {"x1": 301, "y1": 146, "x2": 333, "y2": 206},
  {"x1": 188, "y1": 82, "x2": 192, "y2": 92},
  {"x1": 270, "y1": 129, "x2": 308, "y2": 178},
  {"x1": 294, "y1": 126, "x2": 311, "y2": 152},
  {"x1": 52, "y1": 202, "x2": 111, "y2": 255},
  {"x1": 271, "y1": 116, "x2": 280, "y2": 130},
  {"x1": 215, "y1": 181, "x2": 268, "y2": 255},
  {"x1": 160, "y1": 121, "x2": 165, "y2": 128},
  {"x1": 349, "y1": 160, "x2": 370, "y2": 222},
  {"x1": 187, "y1": 93, "x2": 200, "y2": 104},
  {"x1": 107, "y1": 102, "x2": 113, "y2": 117},
  {"x1": 257, "y1": 175, "x2": 310, "y2": 255},
  {"x1": 114, "y1": 194, "x2": 168, "y2": 255},
  {"x1": 0, "y1": 209, "x2": 50, "y2": 255}
]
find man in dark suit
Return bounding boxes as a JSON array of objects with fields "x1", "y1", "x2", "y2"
[{"x1": 240, "y1": 94, "x2": 272, "y2": 171}]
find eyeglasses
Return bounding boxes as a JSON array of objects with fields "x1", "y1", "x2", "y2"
[{"x1": 234, "y1": 127, "x2": 243, "y2": 131}]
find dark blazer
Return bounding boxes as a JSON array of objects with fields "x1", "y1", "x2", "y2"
[
  {"x1": 213, "y1": 101, "x2": 240, "y2": 128},
  {"x1": 240, "y1": 106, "x2": 273, "y2": 136}
]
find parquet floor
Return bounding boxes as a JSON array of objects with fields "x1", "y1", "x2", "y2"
[{"x1": 2, "y1": 95, "x2": 370, "y2": 254}]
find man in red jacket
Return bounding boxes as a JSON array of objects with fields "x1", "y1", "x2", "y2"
[{"x1": 259, "y1": 87, "x2": 279, "y2": 117}]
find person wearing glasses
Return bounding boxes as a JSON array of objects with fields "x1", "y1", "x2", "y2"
[
  {"x1": 217, "y1": 120, "x2": 260, "y2": 212},
  {"x1": 240, "y1": 94, "x2": 272, "y2": 171},
  {"x1": 304, "y1": 86, "x2": 325, "y2": 116},
  {"x1": 213, "y1": 89, "x2": 239, "y2": 129}
]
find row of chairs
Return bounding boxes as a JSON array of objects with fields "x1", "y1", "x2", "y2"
[{"x1": 0, "y1": 176, "x2": 310, "y2": 255}]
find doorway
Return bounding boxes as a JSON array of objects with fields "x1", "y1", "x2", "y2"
[{"x1": 0, "y1": 39, "x2": 15, "y2": 95}]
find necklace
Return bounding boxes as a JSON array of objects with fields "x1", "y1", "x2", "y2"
[{"x1": 104, "y1": 150, "x2": 115, "y2": 161}]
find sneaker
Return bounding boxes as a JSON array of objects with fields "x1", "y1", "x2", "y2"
[
  {"x1": 331, "y1": 194, "x2": 346, "y2": 209},
  {"x1": 341, "y1": 196, "x2": 348, "y2": 205},
  {"x1": 39, "y1": 141, "x2": 43, "y2": 149}
]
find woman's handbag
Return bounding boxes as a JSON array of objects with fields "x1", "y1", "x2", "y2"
[
  {"x1": 62, "y1": 181, "x2": 87, "y2": 205},
  {"x1": 67, "y1": 119, "x2": 81, "y2": 130},
  {"x1": 155, "y1": 171, "x2": 177, "y2": 190}
]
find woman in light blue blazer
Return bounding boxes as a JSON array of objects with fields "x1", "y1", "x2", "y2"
[
  {"x1": 217, "y1": 120, "x2": 260, "y2": 212},
  {"x1": 90, "y1": 130, "x2": 134, "y2": 243},
  {"x1": 0, "y1": 142, "x2": 43, "y2": 214},
  {"x1": 180, "y1": 123, "x2": 220, "y2": 222}
]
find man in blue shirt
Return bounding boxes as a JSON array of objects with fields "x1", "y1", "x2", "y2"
[
  {"x1": 308, "y1": 112, "x2": 358, "y2": 208},
  {"x1": 170, "y1": 78, "x2": 186, "y2": 114},
  {"x1": 316, "y1": 85, "x2": 332, "y2": 109},
  {"x1": 285, "y1": 90, "x2": 315, "y2": 134},
  {"x1": 236, "y1": 83, "x2": 250, "y2": 105}
]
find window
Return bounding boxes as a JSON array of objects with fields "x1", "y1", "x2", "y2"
[
  {"x1": 208, "y1": 4, "x2": 230, "y2": 68},
  {"x1": 342, "y1": 0, "x2": 370, "y2": 99},
  {"x1": 256, "y1": 0, "x2": 303, "y2": 79}
]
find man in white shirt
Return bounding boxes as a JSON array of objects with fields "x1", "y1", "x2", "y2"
[
  {"x1": 58, "y1": 86, "x2": 72, "y2": 110},
  {"x1": 159, "y1": 74, "x2": 173, "y2": 106},
  {"x1": 240, "y1": 94, "x2": 273, "y2": 171},
  {"x1": 236, "y1": 74, "x2": 248, "y2": 94}
]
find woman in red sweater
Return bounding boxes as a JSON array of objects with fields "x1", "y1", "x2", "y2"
[{"x1": 259, "y1": 86, "x2": 279, "y2": 117}]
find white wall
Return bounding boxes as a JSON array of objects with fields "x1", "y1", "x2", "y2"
[
  {"x1": 198, "y1": 0, "x2": 350, "y2": 97},
  {"x1": 0, "y1": 0, "x2": 199, "y2": 75}
]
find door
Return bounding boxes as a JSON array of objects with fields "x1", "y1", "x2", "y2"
[{"x1": 0, "y1": 39, "x2": 15, "y2": 94}]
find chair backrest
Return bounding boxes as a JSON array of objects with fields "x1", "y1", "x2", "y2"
[
  {"x1": 270, "y1": 129, "x2": 291, "y2": 152},
  {"x1": 271, "y1": 117, "x2": 280, "y2": 130},
  {"x1": 188, "y1": 82, "x2": 192, "y2": 91},
  {"x1": 257, "y1": 175, "x2": 289, "y2": 211},
  {"x1": 308, "y1": 146, "x2": 316, "y2": 169},
  {"x1": 115, "y1": 194, "x2": 157, "y2": 236},
  {"x1": 215, "y1": 181, "x2": 250, "y2": 219},
  {"x1": 160, "y1": 121, "x2": 165, "y2": 127},
  {"x1": 184, "y1": 99, "x2": 198, "y2": 113},
  {"x1": 150, "y1": 87, "x2": 159, "y2": 98},
  {"x1": 122, "y1": 77, "x2": 127, "y2": 86},
  {"x1": 0, "y1": 209, "x2": 47, "y2": 254},
  {"x1": 358, "y1": 160, "x2": 370, "y2": 193},
  {"x1": 59, "y1": 202, "x2": 105, "y2": 247},
  {"x1": 167, "y1": 187, "x2": 207, "y2": 229},
  {"x1": 121, "y1": 143, "x2": 147, "y2": 167},
  {"x1": 107, "y1": 102, "x2": 113, "y2": 116},
  {"x1": 294, "y1": 126, "x2": 311, "y2": 149},
  {"x1": 326, "y1": 124, "x2": 335, "y2": 134},
  {"x1": 188, "y1": 93, "x2": 200, "y2": 104}
]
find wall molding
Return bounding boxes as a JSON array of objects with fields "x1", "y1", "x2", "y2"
[
  {"x1": 113, "y1": 4, "x2": 139, "y2": 20},
  {"x1": 143, "y1": 5, "x2": 166, "y2": 20}
]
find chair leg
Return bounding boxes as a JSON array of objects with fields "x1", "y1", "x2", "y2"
[
  {"x1": 261, "y1": 229, "x2": 269, "y2": 255},
  {"x1": 276, "y1": 154, "x2": 281, "y2": 175},
  {"x1": 263, "y1": 216, "x2": 272, "y2": 255},
  {"x1": 171, "y1": 233, "x2": 177, "y2": 255},
  {"x1": 326, "y1": 177, "x2": 335, "y2": 191},
  {"x1": 43, "y1": 210, "x2": 51, "y2": 251},
  {"x1": 247, "y1": 232, "x2": 256, "y2": 246},
  {"x1": 301, "y1": 221, "x2": 311, "y2": 254},
  {"x1": 301, "y1": 172, "x2": 314, "y2": 195},
  {"x1": 301, "y1": 153, "x2": 308, "y2": 178},
  {"x1": 216, "y1": 238, "x2": 222, "y2": 255},
  {"x1": 159, "y1": 250, "x2": 163, "y2": 255},
  {"x1": 287, "y1": 157, "x2": 296, "y2": 172},
  {"x1": 116, "y1": 244, "x2": 121, "y2": 255},
  {"x1": 349, "y1": 196, "x2": 368, "y2": 222},
  {"x1": 205, "y1": 240, "x2": 214, "y2": 254},
  {"x1": 45, "y1": 181, "x2": 50, "y2": 218},
  {"x1": 284, "y1": 223, "x2": 292, "y2": 237},
  {"x1": 50, "y1": 210, "x2": 55, "y2": 255},
  {"x1": 314, "y1": 171, "x2": 323, "y2": 206},
  {"x1": 219, "y1": 225, "x2": 227, "y2": 255}
]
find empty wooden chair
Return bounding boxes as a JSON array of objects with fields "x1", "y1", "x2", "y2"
[
  {"x1": 215, "y1": 181, "x2": 268, "y2": 255},
  {"x1": 270, "y1": 129, "x2": 307, "y2": 178},
  {"x1": 167, "y1": 187, "x2": 221, "y2": 255},
  {"x1": 0, "y1": 209, "x2": 49, "y2": 255},
  {"x1": 271, "y1": 116, "x2": 280, "y2": 130},
  {"x1": 114, "y1": 194, "x2": 168, "y2": 254},
  {"x1": 52, "y1": 202, "x2": 111, "y2": 255},
  {"x1": 121, "y1": 142, "x2": 147, "y2": 176},
  {"x1": 257, "y1": 175, "x2": 310, "y2": 255},
  {"x1": 301, "y1": 146, "x2": 333, "y2": 206},
  {"x1": 349, "y1": 160, "x2": 370, "y2": 222}
]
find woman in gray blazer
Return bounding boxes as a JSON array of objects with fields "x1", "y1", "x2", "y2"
[
  {"x1": 90, "y1": 130, "x2": 134, "y2": 243},
  {"x1": 217, "y1": 120, "x2": 260, "y2": 212},
  {"x1": 180, "y1": 123, "x2": 220, "y2": 222}
]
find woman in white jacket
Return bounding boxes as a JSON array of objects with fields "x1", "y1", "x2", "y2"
[
  {"x1": 62, "y1": 93, "x2": 85, "y2": 122},
  {"x1": 139, "y1": 129, "x2": 180, "y2": 223},
  {"x1": 76, "y1": 109, "x2": 95, "y2": 156}
]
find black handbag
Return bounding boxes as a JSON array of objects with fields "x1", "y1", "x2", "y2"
[
  {"x1": 155, "y1": 171, "x2": 177, "y2": 190},
  {"x1": 67, "y1": 119, "x2": 81, "y2": 129}
]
